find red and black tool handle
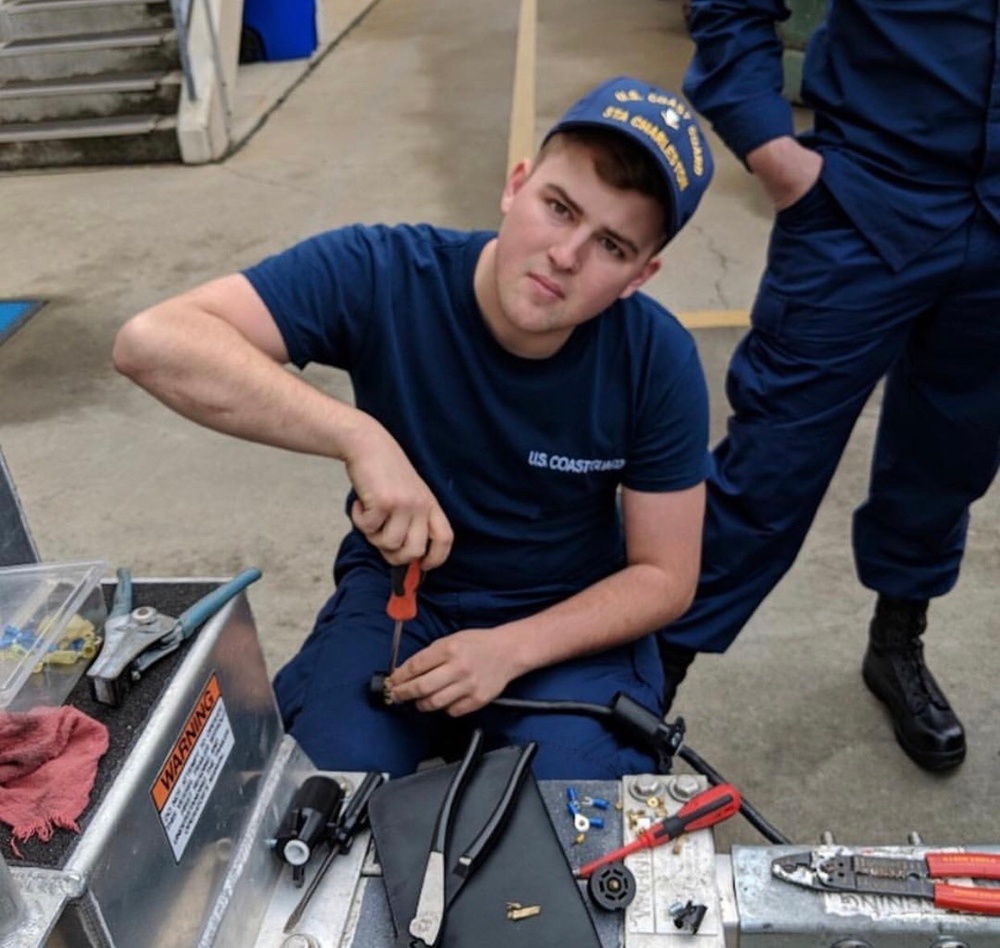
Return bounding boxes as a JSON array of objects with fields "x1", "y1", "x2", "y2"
[
  {"x1": 577, "y1": 782, "x2": 742, "y2": 879},
  {"x1": 387, "y1": 561, "x2": 422, "y2": 622}
]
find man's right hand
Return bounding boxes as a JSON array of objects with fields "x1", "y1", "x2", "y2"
[
  {"x1": 343, "y1": 415, "x2": 453, "y2": 569},
  {"x1": 746, "y1": 136, "x2": 824, "y2": 211}
]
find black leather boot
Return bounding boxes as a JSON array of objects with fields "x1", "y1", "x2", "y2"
[{"x1": 862, "y1": 596, "x2": 966, "y2": 771}]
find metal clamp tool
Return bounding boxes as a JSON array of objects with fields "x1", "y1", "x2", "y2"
[{"x1": 87, "y1": 566, "x2": 262, "y2": 706}]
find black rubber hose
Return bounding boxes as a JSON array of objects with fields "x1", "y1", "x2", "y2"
[
  {"x1": 493, "y1": 696, "x2": 614, "y2": 719},
  {"x1": 678, "y1": 745, "x2": 792, "y2": 845},
  {"x1": 491, "y1": 695, "x2": 792, "y2": 845}
]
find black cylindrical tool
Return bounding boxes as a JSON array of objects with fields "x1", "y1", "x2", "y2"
[
  {"x1": 284, "y1": 770, "x2": 386, "y2": 934},
  {"x1": 273, "y1": 775, "x2": 344, "y2": 885}
]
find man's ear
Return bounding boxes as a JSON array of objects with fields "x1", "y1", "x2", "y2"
[
  {"x1": 500, "y1": 159, "x2": 533, "y2": 214},
  {"x1": 619, "y1": 255, "x2": 662, "y2": 299}
]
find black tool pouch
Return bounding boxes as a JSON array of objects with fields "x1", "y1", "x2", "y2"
[{"x1": 368, "y1": 745, "x2": 601, "y2": 948}]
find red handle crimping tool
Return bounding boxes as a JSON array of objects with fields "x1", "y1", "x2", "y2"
[{"x1": 772, "y1": 849, "x2": 1000, "y2": 916}]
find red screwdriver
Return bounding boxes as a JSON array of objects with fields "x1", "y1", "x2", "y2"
[
  {"x1": 576, "y1": 782, "x2": 742, "y2": 879},
  {"x1": 387, "y1": 561, "x2": 422, "y2": 676}
]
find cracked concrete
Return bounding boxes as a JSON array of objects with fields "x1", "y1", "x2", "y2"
[{"x1": 0, "y1": 0, "x2": 996, "y2": 854}]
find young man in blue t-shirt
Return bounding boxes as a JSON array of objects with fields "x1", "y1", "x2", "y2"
[{"x1": 113, "y1": 76, "x2": 714, "y2": 779}]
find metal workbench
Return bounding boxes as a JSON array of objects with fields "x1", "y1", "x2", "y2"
[{"x1": 1, "y1": 576, "x2": 998, "y2": 948}]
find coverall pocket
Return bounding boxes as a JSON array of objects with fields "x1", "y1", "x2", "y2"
[{"x1": 774, "y1": 178, "x2": 835, "y2": 230}]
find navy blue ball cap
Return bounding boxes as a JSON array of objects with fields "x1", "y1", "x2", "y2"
[{"x1": 544, "y1": 76, "x2": 714, "y2": 241}]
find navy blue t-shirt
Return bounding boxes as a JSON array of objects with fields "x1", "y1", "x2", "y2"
[{"x1": 244, "y1": 224, "x2": 709, "y2": 599}]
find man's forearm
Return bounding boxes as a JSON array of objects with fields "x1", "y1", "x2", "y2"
[
  {"x1": 113, "y1": 300, "x2": 368, "y2": 461},
  {"x1": 496, "y1": 563, "x2": 695, "y2": 680},
  {"x1": 116, "y1": 285, "x2": 455, "y2": 569}
]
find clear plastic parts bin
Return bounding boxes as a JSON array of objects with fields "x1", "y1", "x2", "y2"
[{"x1": 0, "y1": 560, "x2": 107, "y2": 711}]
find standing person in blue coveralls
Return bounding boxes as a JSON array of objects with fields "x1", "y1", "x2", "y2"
[
  {"x1": 656, "y1": 0, "x2": 1000, "y2": 771},
  {"x1": 113, "y1": 77, "x2": 715, "y2": 780}
]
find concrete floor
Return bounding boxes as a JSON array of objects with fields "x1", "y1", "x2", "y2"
[{"x1": 1, "y1": 0, "x2": 996, "y2": 854}]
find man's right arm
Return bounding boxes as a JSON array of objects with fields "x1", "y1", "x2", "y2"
[
  {"x1": 114, "y1": 274, "x2": 366, "y2": 457},
  {"x1": 112, "y1": 274, "x2": 453, "y2": 567},
  {"x1": 683, "y1": 0, "x2": 822, "y2": 209}
]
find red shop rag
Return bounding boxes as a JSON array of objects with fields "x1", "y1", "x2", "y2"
[{"x1": 0, "y1": 706, "x2": 109, "y2": 857}]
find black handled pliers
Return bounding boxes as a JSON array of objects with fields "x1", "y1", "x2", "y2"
[{"x1": 402, "y1": 729, "x2": 538, "y2": 947}]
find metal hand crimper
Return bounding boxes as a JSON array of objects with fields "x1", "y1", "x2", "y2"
[
  {"x1": 87, "y1": 566, "x2": 262, "y2": 707},
  {"x1": 772, "y1": 849, "x2": 1000, "y2": 916}
]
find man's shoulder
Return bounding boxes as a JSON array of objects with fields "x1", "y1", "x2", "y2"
[
  {"x1": 307, "y1": 222, "x2": 491, "y2": 262},
  {"x1": 607, "y1": 291, "x2": 698, "y2": 359}
]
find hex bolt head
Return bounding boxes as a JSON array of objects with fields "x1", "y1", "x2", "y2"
[
  {"x1": 629, "y1": 776, "x2": 664, "y2": 802},
  {"x1": 667, "y1": 773, "x2": 701, "y2": 802}
]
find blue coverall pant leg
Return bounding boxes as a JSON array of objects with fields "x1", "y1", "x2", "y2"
[
  {"x1": 855, "y1": 210, "x2": 1000, "y2": 598},
  {"x1": 664, "y1": 184, "x2": 1000, "y2": 654},
  {"x1": 273, "y1": 566, "x2": 665, "y2": 779}
]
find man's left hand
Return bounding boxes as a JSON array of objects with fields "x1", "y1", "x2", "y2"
[{"x1": 387, "y1": 629, "x2": 517, "y2": 716}]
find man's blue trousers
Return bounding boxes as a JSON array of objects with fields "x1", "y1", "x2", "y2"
[
  {"x1": 667, "y1": 183, "x2": 1000, "y2": 653},
  {"x1": 274, "y1": 566, "x2": 666, "y2": 778}
]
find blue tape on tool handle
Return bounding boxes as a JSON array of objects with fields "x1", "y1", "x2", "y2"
[
  {"x1": 178, "y1": 568, "x2": 262, "y2": 637},
  {"x1": 110, "y1": 567, "x2": 133, "y2": 618}
]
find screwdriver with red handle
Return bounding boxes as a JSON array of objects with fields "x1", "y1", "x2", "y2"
[
  {"x1": 387, "y1": 561, "x2": 422, "y2": 675},
  {"x1": 368, "y1": 561, "x2": 423, "y2": 707},
  {"x1": 576, "y1": 782, "x2": 742, "y2": 879}
]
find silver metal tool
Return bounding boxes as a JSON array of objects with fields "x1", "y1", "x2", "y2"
[{"x1": 87, "y1": 566, "x2": 262, "y2": 706}]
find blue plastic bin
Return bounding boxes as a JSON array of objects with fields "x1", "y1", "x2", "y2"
[{"x1": 241, "y1": 0, "x2": 318, "y2": 62}]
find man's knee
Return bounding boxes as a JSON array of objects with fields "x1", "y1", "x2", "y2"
[{"x1": 288, "y1": 705, "x2": 432, "y2": 777}]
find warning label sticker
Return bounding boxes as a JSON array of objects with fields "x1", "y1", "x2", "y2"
[{"x1": 151, "y1": 673, "x2": 234, "y2": 862}]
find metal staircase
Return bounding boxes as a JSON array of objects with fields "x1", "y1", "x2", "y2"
[{"x1": 0, "y1": 0, "x2": 184, "y2": 170}]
